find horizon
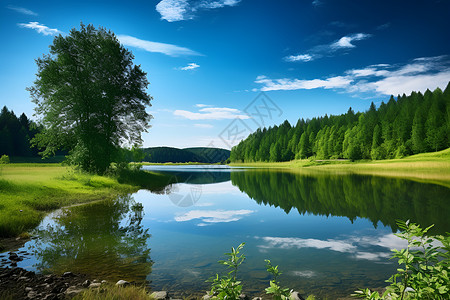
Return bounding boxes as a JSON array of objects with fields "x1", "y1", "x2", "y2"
[{"x1": 2, "y1": 0, "x2": 450, "y2": 150}]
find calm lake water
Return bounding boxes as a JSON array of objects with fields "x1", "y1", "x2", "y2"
[{"x1": 2, "y1": 166, "x2": 450, "y2": 299}]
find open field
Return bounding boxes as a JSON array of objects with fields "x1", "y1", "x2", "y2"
[
  {"x1": 0, "y1": 164, "x2": 172, "y2": 238},
  {"x1": 230, "y1": 148, "x2": 450, "y2": 188}
]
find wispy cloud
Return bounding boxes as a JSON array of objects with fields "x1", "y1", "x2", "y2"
[
  {"x1": 312, "y1": 0, "x2": 323, "y2": 7},
  {"x1": 285, "y1": 54, "x2": 313, "y2": 62},
  {"x1": 117, "y1": 35, "x2": 201, "y2": 57},
  {"x1": 195, "y1": 104, "x2": 212, "y2": 108},
  {"x1": 18, "y1": 22, "x2": 61, "y2": 36},
  {"x1": 179, "y1": 62, "x2": 200, "y2": 70},
  {"x1": 255, "y1": 75, "x2": 352, "y2": 91},
  {"x1": 156, "y1": 0, "x2": 241, "y2": 22},
  {"x1": 174, "y1": 106, "x2": 251, "y2": 120},
  {"x1": 7, "y1": 5, "x2": 38, "y2": 16},
  {"x1": 258, "y1": 55, "x2": 450, "y2": 96},
  {"x1": 284, "y1": 32, "x2": 371, "y2": 63},
  {"x1": 194, "y1": 123, "x2": 213, "y2": 128},
  {"x1": 258, "y1": 232, "x2": 406, "y2": 262},
  {"x1": 331, "y1": 33, "x2": 371, "y2": 49},
  {"x1": 175, "y1": 209, "x2": 254, "y2": 225}
]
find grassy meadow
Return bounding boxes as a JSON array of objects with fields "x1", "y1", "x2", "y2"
[
  {"x1": 230, "y1": 148, "x2": 450, "y2": 188},
  {"x1": 0, "y1": 163, "x2": 173, "y2": 238}
]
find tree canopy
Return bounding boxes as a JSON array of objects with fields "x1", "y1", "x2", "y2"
[
  {"x1": 230, "y1": 84, "x2": 450, "y2": 162},
  {"x1": 29, "y1": 24, "x2": 152, "y2": 173}
]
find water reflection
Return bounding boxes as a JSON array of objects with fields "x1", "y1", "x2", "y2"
[
  {"x1": 231, "y1": 169, "x2": 450, "y2": 234},
  {"x1": 29, "y1": 195, "x2": 152, "y2": 283}
]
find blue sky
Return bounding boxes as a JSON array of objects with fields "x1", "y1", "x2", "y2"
[{"x1": 1, "y1": 0, "x2": 450, "y2": 149}]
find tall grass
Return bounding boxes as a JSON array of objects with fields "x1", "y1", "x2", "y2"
[{"x1": 74, "y1": 284, "x2": 153, "y2": 300}]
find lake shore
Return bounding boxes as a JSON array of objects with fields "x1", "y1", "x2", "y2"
[
  {"x1": 0, "y1": 164, "x2": 172, "y2": 240},
  {"x1": 229, "y1": 148, "x2": 450, "y2": 188}
]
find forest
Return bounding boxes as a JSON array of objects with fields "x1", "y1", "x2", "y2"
[
  {"x1": 230, "y1": 84, "x2": 450, "y2": 162},
  {"x1": 0, "y1": 106, "x2": 40, "y2": 158}
]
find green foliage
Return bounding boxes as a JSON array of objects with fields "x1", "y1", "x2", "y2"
[
  {"x1": 0, "y1": 155, "x2": 10, "y2": 164},
  {"x1": 75, "y1": 284, "x2": 153, "y2": 300},
  {"x1": 207, "y1": 242, "x2": 245, "y2": 299},
  {"x1": 352, "y1": 220, "x2": 450, "y2": 300},
  {"x1": 230, "y1": 170, "x2": 450, "y2": 234},
  {"x1": 265, "y1": 259, "x2": 291, "y2": 300},
  {"x1": 0, "y1": 106, "x2": 42, "y2": 158},
  {"x1": 29, "y1": 23, "x2": 152, "y2": 174},
  {"x1": 231, "y1": 85, "x2": 450, "y2": 163}
]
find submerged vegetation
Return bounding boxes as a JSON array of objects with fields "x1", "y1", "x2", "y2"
[{"x1": 231, "y1": 85, "x2": 450, "y2": 162}]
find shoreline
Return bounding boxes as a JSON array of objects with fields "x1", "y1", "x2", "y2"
[{"x1": 228, "y1": 149, "x2": 450, "y2": 188}]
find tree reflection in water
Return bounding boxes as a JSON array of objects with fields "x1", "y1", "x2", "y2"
[
  {"x1": 30, "y1": 195, "x2": 152, "y2": 283},
  {"x1": 231, "y1": 169, "x2": 450, "y2": 234}
]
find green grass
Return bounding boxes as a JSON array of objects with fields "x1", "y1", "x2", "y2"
[
  {"x1": 0, "y1": 163, "x2": 173, "y2": 238},
  {"x1": 74, "y1": 284, "x2": 154, "y2": 300},
  {"x1": 229, "y1": 148, "x2": 450, "y2": 187}
]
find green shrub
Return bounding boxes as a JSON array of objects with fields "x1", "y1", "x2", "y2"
[{"x1": 352, "y1": 220, "x2": 450, "y2": 299}]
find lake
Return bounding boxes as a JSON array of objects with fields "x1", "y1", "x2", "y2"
[{"x1": 2, "y1": 165, "x2": 449, "y2": 299}]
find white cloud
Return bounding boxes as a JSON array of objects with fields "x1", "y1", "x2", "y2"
[
  {"x1": 18, "y1": 22, "x2": 61, "y2": 36},
  {"x1": 180, "y1": 62, "x2": 200, "y2": 70},
  {"x1": 156, "y1": 0, "x2": 190, "y2": 22},
  {"x1": 7, "y1": 5, "x2": 37, "y2": 16},
  {"x1": 194, "y1": 123, "x2": 213, "y2": 128},
  {"x1": 117, "y1": 35, "x2": 201, "y2": 57},
  {"x1": 256, "y1": 55, "x2": 450, "y2": 96},
  {"x1": 312, "y1": 0, "x2": 323, "y2": 7},
  {"x1": 156, "y1": 0, "x2": 241, "y2": 22},
  {"x1": 285, "y1": 32, "x2": 371, "y2": 63},
  {"x1": 331, "y1": 33, "x2": 371, "y2": 49},
  {"x1": 175, "y1": 209, "x2": 254, "y2": 224},
  {"x1": 260, "y1": 236, "x2": 357, "y2": 253},
  {"x1": 195, "y1": 104, "x2": 211, "y2": 108},
  {"x1": 174, "y1": 106, "x2": 251, "y2": 120},
  {"x1": 255, "y1": 75, "x2": 352, "y2": 91},
  {"x1": 285, "y1": 54, "x2": 314, "y2": 62},
  {"x1": 258, "y1": 233, "x2": 407, "y2": 262}
]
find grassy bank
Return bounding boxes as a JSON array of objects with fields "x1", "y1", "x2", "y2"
[
  {"x1": 0, "y1": 164, "x2": 173, "y2": 238},
  {"x1": 230, "y1": 148, "x2": 450, "y2": 188}
]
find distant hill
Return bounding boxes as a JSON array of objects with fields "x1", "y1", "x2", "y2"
[{"x1": 142, "y1": 147, "x2": 230, "y2": 163}]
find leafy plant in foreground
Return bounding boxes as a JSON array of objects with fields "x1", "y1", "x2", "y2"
[
  {"x1": 265, "y1": 259, "x2": 291, "y2": 300},
  {"x1": 352, "y1": 220, "x2": 450, "y2": 299},
  {"x1": 207, "y1": 242, "x2": 245, "y2": 299}
]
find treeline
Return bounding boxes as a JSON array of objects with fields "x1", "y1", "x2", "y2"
[
  {"x1": 230, "y1": 84, "x2": 450, "y2": 162},
  {"x1": 0, "y1": 106, "x2": 40, "y2": 157}
]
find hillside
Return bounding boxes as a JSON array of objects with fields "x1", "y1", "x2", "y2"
[
  {"x1": 231, "y1": 84, "x2": 450, "y2": 162},
  {"x1": 142, "y1": 147, "x2": 230, "y2": 163}
]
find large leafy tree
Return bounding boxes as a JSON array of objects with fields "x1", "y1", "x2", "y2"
[{"x1": 29, "y1": 24, "x2": 152, "y2": 173}]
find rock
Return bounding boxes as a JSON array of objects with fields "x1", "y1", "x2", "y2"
[
  {"x1": 9, "y1": 252, "x2": 21, "y2": 261},
  {"x1": 239, "y1": 294, "x2": 249, "y2": 300},
  {"x1": 101, "y1": 280, "x2": 108, "y2": 284},
  {"x1": 115, "y1": 279, "x2": 130, "y2": 287},
  {"x1": 27, "y1": 290, "x2": 38, "y2": 299},
  {"x1": 43, "y1": 294, "x2": 57, "y2": 300},
  {"x1": 89, "y1": 282, "x2": 102, "y2": 289},
  {"x1": 65, "y1": 286, "x2": 84, "y2": 297},
  {"x1": 150, "y1": 291, "x2": 168, "y2": 299},
  {"x1": 18, "y1": 276, "x2": 29, "y2": 281},
  {"x1": 290, "y1": 291, "x2": 305, "y2": 300},
  {"x1": 25, "y1": 287, "x2": 33, "y2": 292},
  {"x1": 202, "y1": 294, "x2": 213, "y2": 300},
  {"x1": 252, "y1": 298, "x2": 262, "y2": 300},
  {"x1": 62, "y1": 271, "x2": 75, "y2": 277},
  {"x1": 82, "y1": 279, "x2": 91, "y2": 288}
]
